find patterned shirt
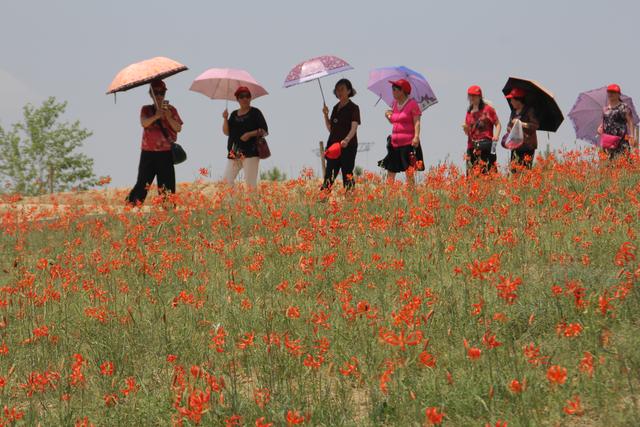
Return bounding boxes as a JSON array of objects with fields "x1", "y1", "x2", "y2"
[
  {"x1": 465, "y1": 104, "x2": 498, "y2": 149},
  {"x1": 140, "y1": 105, "x2": 182, "y2": 152},
  {"x1": 603, "y1": 103, "x2": 630, "y2": 138}
]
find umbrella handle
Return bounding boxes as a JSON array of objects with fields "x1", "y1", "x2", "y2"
[
  {"x1": 151, "y1": 87, "x2": 159, "y2": 109},
  {"x1": 317, "y1": 79, "x2": 326, "y2": 106}
]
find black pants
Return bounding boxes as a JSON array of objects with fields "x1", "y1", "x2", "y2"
[
  {"x1": 510, "y1": 148, "x2": 535, "y2": 172},
  {"x1": 466, "y1": 148, "x2": 496, "y2": 174},
  {"x1": 126, "y1": 151, "x2": 175, "y2": 205},
  {"x1": 322, "y1": 143, "x2": 357, "y2": 190}
]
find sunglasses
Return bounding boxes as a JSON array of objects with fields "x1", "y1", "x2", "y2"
[
  {"x1": 237, "y1": 93, "x2": 251, "y2": 99},
  {"x1": 153, "y1": 91, "x2": 166, "y2": 96},
  {"x1": 392, "y1": 85, "x2": 402, "y2": 91}
]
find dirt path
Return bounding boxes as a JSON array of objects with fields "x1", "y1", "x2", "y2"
[{"x1": 0, "y1": 182, "x2": 222, "y2": 219}]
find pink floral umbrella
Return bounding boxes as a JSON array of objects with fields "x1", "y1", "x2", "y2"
[{"x1": 283, "y1": 55, "x2": 353, "y2": 105}]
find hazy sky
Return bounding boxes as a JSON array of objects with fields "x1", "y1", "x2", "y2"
[{"x1": 1, "y1": 0, "x2": 639, "y2": 187}]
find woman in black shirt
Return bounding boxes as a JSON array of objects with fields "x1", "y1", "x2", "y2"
[
  {"x1": 321, "y1": 79, "x2": 361, "y2": 191},
  {"x1": 222, "y1": 86, "x2": 268, "y2": 188}
]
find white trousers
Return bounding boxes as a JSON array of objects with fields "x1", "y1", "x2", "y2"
[{"x1": 222, "y1": 157, "x2": 260, "y2": 188}]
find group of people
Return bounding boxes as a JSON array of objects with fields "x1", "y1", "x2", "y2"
[{"x1": 125, "y1": 80, "x2": 636, "y2": 205}]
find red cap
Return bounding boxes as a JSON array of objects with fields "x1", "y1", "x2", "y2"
[
  {"x1": 506, "y1": 87, "x2": 526, "y2": 99},
  {"x1": 467, "y1": 85, "x2": 482, "y2": 96},
  {"x1": 389, "y1": 79, "x2": 412, "y2": 95},
  {"x1": 150, "y1": 80, "x2": 166, "y2": 91},
  {"x1": 607, "y1": 84, "x2": 621, "y2": 94},
  {"x1": 234, "y1": 86, "x2": 251, "y2": 97},
  {"x1": 325, "y1": 143, "x2": 342, "y2": 160}
]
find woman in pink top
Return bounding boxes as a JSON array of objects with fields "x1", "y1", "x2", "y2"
[{"x1": 378, "y1": 79, "x2": 423, "y2": 185}]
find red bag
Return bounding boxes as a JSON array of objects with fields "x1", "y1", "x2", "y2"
[
  {"x1": 324, "y1": 142, "x2": 342, "y2": 160},
  {"x1": 256, "y1": 137, "x2": 271, "y2": 159},
  {"x1": 600, "y1": 133, "x2": 622, "y2": 150}
]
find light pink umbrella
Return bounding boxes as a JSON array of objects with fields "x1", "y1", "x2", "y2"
[
  {"x1": 189, "y1": 68, "x2": 268, "y2": 102},
  {"x1": 283, "y1": 55, "x2": 353, "y2": 105}
]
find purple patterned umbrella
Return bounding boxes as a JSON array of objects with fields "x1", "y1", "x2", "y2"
[
  {"x1": 367, "y1": 66, "x2": 438, "y2": 111},
  {"x1": 283, "y1": 55, "x2": 353, "y2": 104},
  {"x1": 569, "y1": 86, "x2": 639, "y2": 145}
]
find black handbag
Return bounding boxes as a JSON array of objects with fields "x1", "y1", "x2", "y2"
[
  {"x1": 171, "y1": 143, "x2": 187, "y2": 164},
  {"x1": 154, "y1": 106, "x2": 186, "y2": 165},
  {"x1": 412, "y1": 144, "x2": 425, "y2": 171}
]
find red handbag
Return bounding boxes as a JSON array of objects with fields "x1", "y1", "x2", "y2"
[
  {"x1": 256, "y1": 137, "x2": 271, "y2": 159},
  {"x1": 600, "y1": 133, "x2": 622, "y2": 150},
  {"x1": 324, "y1": 142, "x2": 342, "y2": 159}
]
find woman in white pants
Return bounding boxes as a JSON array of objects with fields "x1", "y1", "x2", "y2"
[{"x1": 222, "y1": 86, "x2": 268, "y2": 188}]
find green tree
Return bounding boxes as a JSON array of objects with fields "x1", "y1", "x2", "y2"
[
  {"x1": 260, "y1": 166, "x2": 287, "y2": 182},
  {"x1": 0, "y1": 97, "x2": 97, "y2": 195},
  {"x1": 354, "y1": 165, "x2": 364, "y2": 177}
]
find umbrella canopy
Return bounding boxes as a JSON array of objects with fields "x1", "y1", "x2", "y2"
[
  {"x1": 502, "y1": 77, "x2": 564, "y2": 132},
  {"x1": 283, "y1": 55, "x2": 352, "y2": 104},
  {"x1": 190, "y1": 68, "x2": 268, "y2": 101},
  {"x1": 283, "y1": 55, "x2": 352, "y2": 88},
  {"x1": 106, "y1": 56, "x2": 187, "y2": 94},
  {"x1": 568, "y1": 86, "x2": 640, "y2": 145},
  {"x1": 367, "y1": 66, "x2": 438, "y2": 112}
]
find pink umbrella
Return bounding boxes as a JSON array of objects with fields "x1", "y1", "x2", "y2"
[
  {"x1": 283, "y1": 55, "x2": 353, "y2": 105},
  {"x1": 189, "y1": 68, "x2": 268, "y2": 101}
]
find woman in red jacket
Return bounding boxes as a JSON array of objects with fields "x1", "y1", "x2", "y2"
[{"x1": 463, "y1": 85, "x2": 501, "y2": 174}]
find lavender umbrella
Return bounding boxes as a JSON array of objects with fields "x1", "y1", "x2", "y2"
[
  {"x1": 568, "y1": 86, "x2": 640, "y2": 145},
  {"x1": 367, "y1": 66, "x2": 438, "y2": 111},
  {"x1": 283, "y1": 55, "x2": 353, "y2": 105}
]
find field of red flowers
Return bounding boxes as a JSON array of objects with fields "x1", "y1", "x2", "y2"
[{"x1": 1, "y1": 149, "x2": 639, "y2": 426}]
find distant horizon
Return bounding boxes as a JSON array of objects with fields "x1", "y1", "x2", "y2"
[{"x1": 1, "y1": 0, "x2": 638, "y2": 188}]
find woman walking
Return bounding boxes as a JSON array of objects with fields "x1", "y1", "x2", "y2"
[
  {"x1": 463, "y1": 85, "x2": 501, "y2": 174},
  {"x1": 126, "y1": 80, "x2": 183, "y2": 206},
  {"x1": 379, "y1": 79, "x2": 423, "y2": 185},
  {"x1": 221, "y1": 86, "x2": 268, "y2": 188},
  {"x1": 502, "y1": 87, "x2": 539, "y2": 171},
  {"x1": 321, "y1": 79, "x2": 361, "y2": 191},
  {"x1": 598, "y1": 84, "x2": 635, "y2": 159}
]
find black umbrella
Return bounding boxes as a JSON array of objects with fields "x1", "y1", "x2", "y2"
[{"x1": 502, "y1": 77, "x2": 564, "y2": 132}]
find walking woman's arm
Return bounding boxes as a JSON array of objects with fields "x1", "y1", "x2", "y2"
[
  {"x1": 521, "y1": 111, "x2": 539, "y2": 132},
  {"x1": 493, "y1": 120, "x2": 502, "y2": 141},
  {"x1": 322, "y1": 105, "x2": 332, "y2": 132},
  {"x1": 164, "y1": 109, "x2": 182, "y2": 133},
  {"x1": 412, "y1": 116, "x2": 421, "y2": 146},
  {"x1": 141, "y1": 108, "x2": 161, "y2": 128},
  {"x1": 222, "y1": 110, "x2": 230, "y2": 136},
  {"x1": 341, "y1": 122, "x2": 359, "y2": 147},
  {"x1": 257, "y1": 109, "x2": 269, "y2": 136},
  {"x1": 626, "y1": 111, "x2": 635, "y2": 144}
]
